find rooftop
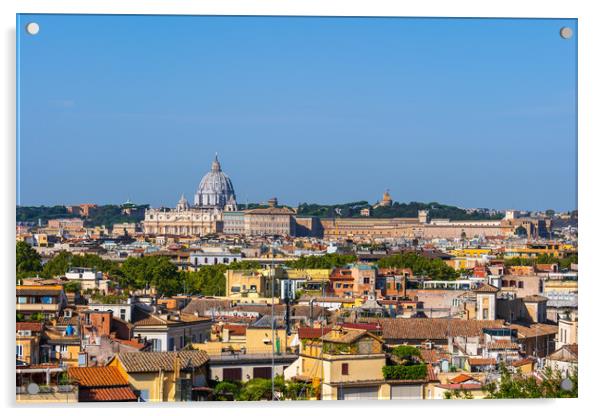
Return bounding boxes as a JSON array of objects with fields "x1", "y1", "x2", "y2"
[
  {"x1": 67, "y1": 366, "x2": 129, "y2": 388},
  {"x1": 114, "y1": 350, "x2": 209, "y2": 373}
]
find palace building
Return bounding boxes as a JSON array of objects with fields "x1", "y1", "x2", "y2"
[{"x1": 143, "y1": 155, "x2": 238, "y2": 236}]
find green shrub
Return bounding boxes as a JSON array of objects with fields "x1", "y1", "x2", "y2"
[
  {"x1": 391, "y1": 345, "x2": 421, "y2": 360},
  {"x1": 382, "y1": 364, "x2": 427, "y2": 380}
]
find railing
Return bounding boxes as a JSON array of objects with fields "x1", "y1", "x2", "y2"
[{"x1": 16, "y1": 385, "x2": 76, "y2": 395}]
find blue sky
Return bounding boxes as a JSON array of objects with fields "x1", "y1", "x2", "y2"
[{"x1": 17, "y1": 15, "x2": 577, "y2": 211}]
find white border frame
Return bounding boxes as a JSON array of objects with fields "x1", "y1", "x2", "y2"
[{"x1": 2, "y1": 1, "x2": 600, "y2": 415}]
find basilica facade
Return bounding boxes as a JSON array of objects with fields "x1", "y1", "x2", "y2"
[{"x1": 142, "y1": 155, "x2": 238, "y2": 236}]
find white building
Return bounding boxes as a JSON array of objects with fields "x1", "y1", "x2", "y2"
[
  {"x1": 189, "y1": 247, "x2": 242, "y2": 268},
  {"x1": 64, "y1": 267, "x2": 109, "y2": 293}
]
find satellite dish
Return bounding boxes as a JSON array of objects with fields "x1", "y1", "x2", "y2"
[{"x1": 26, "y1": 383, "x2": 40, "y2": 395}]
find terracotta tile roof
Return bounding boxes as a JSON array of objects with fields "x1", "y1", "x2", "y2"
[
  {"x1": 426, "y1": 364, "x2": 439, "y2": 382},
  {"x1": 68, "y1": 366, "x2": 129, "y2": 387},
  {"x1": 511, "y1": 357, "x2": 535, "y2": 367},
  {"x1": 437, "y1": 383, "x2": 483, "y2": 390},
  {"x1": 320, "y1": 327, "x2": 368, "y2": 344},
  {"x1": 131, "y1": 307, "x2": 210, "y2": 327},
  {"x1": 181, "y1": 298, "x2": 232, "y2": 315},
  {"x1": 78, "y1": 387, "x2": 137, "y2": 402},
  {"x1": 468, "y1": 358, "x2": 497, "y2": 366},
  {"x1": 227, "y1": 322, "x2": 249, "y2": 333},
  {"x1": 342, "y1": 322, "x2": 382, "y2": 332},
  {"x1": 450, "y1": 374, "x2": 475, "y2": 383},
  {"x1": 547, "y1": 344, "x2": 578, "y2": 362},
  {"x1": 419, "y1": 348, "x2": 451, "y2": 364},
  {"x1": 473, "y1": 283, "x2": 499, "y2": 293},
  {"x1": 16, "y1": 322, "x2": 43, "y2": 332},
  {"x1": 116, "y1": 351, "x2": 209, "y2": 373},
  {"x1": 508, "y1": 323, "x2": 559, "y2": 338},
  {"x1": 298, "y1": 326, "x2": 332, "y2": 339},
  {"x1": 114, "y1": 338, "x2": 147, "y2": 350},
  {"x1": 245, "y1": 207, "x2": 295, "y2": 215},
  {"x1": 364, "y1": 318, "x2": 505, "y2": 340},
  {"x1": 486, "y1": 341, "x2": 520, "y2": 350}
]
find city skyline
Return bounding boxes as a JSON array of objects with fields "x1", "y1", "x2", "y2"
[{"x1": 17, "y1": 15, "x2": 577, "y2": 211}]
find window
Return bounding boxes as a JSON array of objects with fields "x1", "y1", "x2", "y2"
[
  {"x1": 41, "y1": 296, "x2": 54, "y2": 304},
  {"x1": 518, "y1": 281, "x2": 524, "y2": 289},
  {"x1": 120, "y1": 309, "x2": 126, "y2": 320},
  {"x1": 168, "y1": 338, "x2": 175, "y2": 351},
  {"x1": 342, "y1": 363, "x2": 349, "y2": 375},
  {"x1": 253, "y1": 367, "x2": 272, "y2": 379},
  {"x1": 180, "y1": 336, "x2": 184, "y2": 348},
  {"x1": 138, "y1": 389, "x2": 149, "y2": 402},
  {"x1": 483, "y1": 308, "x2": 489, "y2": 320},
  {"x1": 152, "y1": 338, "x2": 162, "y2": 352},
  {"x1": 223, "y1": 368, "x2": 242, "y2": 381},
  {"x1": 16, "y1": 345, "x2": 23, "y2": 357},
  {"x1": 17, "y1": 296, "x2": 27, "y2": 304},
  {"x1": 363, "y1": 278, "x2": 370, "y2": 284}
]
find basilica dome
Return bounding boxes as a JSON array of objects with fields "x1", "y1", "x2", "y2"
[{"x1": 194, "y1": 155, "x2": 237, "y2": 210}]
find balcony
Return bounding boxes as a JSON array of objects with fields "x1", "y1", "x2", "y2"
[{"x1": 16, "y1": 385, "x2": 78, "y2": 403}]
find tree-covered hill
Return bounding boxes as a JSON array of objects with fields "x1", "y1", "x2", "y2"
[
  {"x1": 297, "y1": 200, "x2": 503, "y2": 220},
  {"x1": 16, "y1": 204, "x2": 148, "y2": 228}
]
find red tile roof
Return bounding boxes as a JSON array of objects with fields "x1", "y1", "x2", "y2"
[
  {"x1": 223, "y1": 324, "x2": 247, "y2": 336},
  {"x1": 450, "y1": 374, "x2": 475, "y2": 384},
  {"x1": 67, "y1": 366, "x2": 129, "y2": 387},
  {"x1": 78, "y1": 386, "x2": 137, "y2": 402},
  {"x1": 342, "y1": 322, "x2": 381, "y2": 331},
  {"x1": 364, "y1": 318, "x2": 505, "y2": 340},
  {"x1": 511, "y1": 357, "x2": 535, "y2": 367},
  {"x1": 16, "y1": 322, "x2": 43, "y2": 332},
  {"x1": 437, "y1": 383, "x2": 483, "y2": 391},
  {"x1": 473, "y1": 283, "x2": 499, "y2": 293},
  {"x1": 298, "y1": 327, "x2": 332, "y2": 339},
  {"x1": 468, "y1": 358, "x2": 497, "y2": 366}
]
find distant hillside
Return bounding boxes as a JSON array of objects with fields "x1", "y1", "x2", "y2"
[
  {"x1": 17, "y1": 204, "x2": 148, "y2": 228},
  {"x1": 297, "y1": 201, "x2": 504, "y2": 220}
]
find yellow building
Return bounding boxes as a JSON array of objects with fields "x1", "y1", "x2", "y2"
[
  {"x1": 450, "y1": 248, "x2": 493, "y2": 258},
  {"x1": 284, "y1": 268, "x2": 331, "y2": 283},
  {"x1": 503, "y1": 243, "x2": 577, "y2": 259},
  {"x1": 16, "y1": 322, "x2": 44, "y2": 364},
  {"x1": 42, "y1": 328, "x2": 80, "y2": 368},
  {"x1": 108, "y1": 350, "x2": 209, "y2": 402},
  {"x1": 296, "y1": 326, "x2": 388, "y2": 400},
  {"x1": 225, "y1": 268, "x2": 283, "y2": 300},
  {"x1": 544, "y1": 280, "x2": 578, "y2": 294}
]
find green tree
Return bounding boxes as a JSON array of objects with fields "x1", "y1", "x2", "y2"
[
  {"x1": 286, "y1": 253, "x2": 357, "y2": 269},
  {"x1": 377, "y1": 252, "x2": 458, "y2": 280},
  {"x1": 181, "y1": 265, "x2": 227, "y2": 296},
  {"x1": 120, "y1": 256, "x2": 181, "y2": 296},
  {"x1": 237, "y1": 377, "x2": 286, "y2": 401},
  {"x1": 16, "y1": 241, "x2": 42, "y2": 281},
  {"x1": 63, "y1": 281, "x2": 81, "y2": 293},
  {"x1": 485, "y1": 364, "x2": 577, "y2": 398},
  {"x1": 212, "y1": 381, "x2": 241, "y2": 401},
  {"x1": 391, "y1": 345, "x2": 421, "y2": 364}
]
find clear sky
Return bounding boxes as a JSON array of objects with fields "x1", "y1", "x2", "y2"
[{"x1": 17, "y1": 15, "x2": 577, "y2": 211}]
